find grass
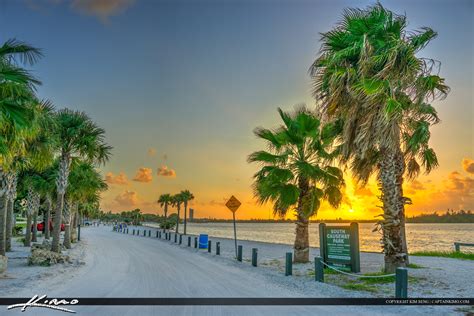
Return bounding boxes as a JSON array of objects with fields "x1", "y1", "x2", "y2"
[
  {"x1": 411, "y1": 251, "x2": 474, "y2": 260},
  {"x1": 407, "y1": 263, "x2": 425, "y2": 269},
  {"x1": 341, "y1": 282, "x2": 378, "y2": 293}
]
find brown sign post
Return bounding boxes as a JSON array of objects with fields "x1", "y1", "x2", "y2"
[{"x1": 226, "y1": 195, "x2": 241, "y2": 258}]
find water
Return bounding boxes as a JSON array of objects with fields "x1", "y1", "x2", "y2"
[{"x1": 182, "y1": 222, "x2": 474, "y2": 253}]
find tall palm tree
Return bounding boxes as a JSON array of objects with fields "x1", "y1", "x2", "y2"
[
  {"x1": 309, "y1": 4, "x2": 449, "y2": 272},
  {"x1": 249, "y1": 106, "x2": 344, "y2": 263},
  {"x1": 0, "y1": 39, "x2": 42, "y2": 256},
  {"x1": 158, "y1": 194, "x2": 172, "y2": 220},
  {"x1": 180, "y1": 190, "x2": 194, "y2": 235},
  {"x1": 4, "y1": 100, "x2": 55, "y2": 250},
  {"x1": 171, "y1": 193, "x2": 184, "y2": 234},
  {"x1": 51, "y1": 109, "x2": 111, "y2": 253}
]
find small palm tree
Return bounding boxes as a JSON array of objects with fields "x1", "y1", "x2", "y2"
[
  {"x1": 249, "y1": 106, "x2": 344, "y2": 263},
  {"x1": 180, "y1": 190, "x2": 194, "y2": 235},
  {"x1": 309, "y1": 3, "x2": 449, "y2": 272},
  {"x1": 51, "y1": 109, "x2": 111, "y2": 253},
  {"x1": 171, "y1": 193, "x2": 184, "y2": 234},
  {"x1": 157, "y1": 194, "x2": 172, "y2": 220},
  {"x1": 64, "y1": 160, "x2": 107, "y2": 248}
]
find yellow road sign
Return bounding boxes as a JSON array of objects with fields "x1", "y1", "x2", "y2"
[{"x1": 225, "y1": 195, "x2": 241, "y2": 212}]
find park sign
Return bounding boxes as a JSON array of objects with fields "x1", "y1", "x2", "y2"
[
  {"x1": 319, "y1": 222, "x2": 360, "y2": 273},
  {"x1": 225, "y1": 195, "x2": 241, "y2": 212}
]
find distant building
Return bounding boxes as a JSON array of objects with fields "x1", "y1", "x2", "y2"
[{"x1": 189, "y1": 208, "x2": 194, "y2": 222}]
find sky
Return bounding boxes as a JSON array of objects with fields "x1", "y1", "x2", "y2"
[{"x1": 1, "y1": 0, "x2": 473, "y2": 220}]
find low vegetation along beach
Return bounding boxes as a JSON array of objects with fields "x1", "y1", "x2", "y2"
[{"x1": 0, "y1": 1, "x2": 473, "y2": 315}]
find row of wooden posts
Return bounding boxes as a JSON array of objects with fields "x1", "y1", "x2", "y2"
[{"x1": 114, "y1": 226, "x2": 408, "y2": 298}]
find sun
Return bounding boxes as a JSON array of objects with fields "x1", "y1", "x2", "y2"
[{"x1": 348, "y1": 209, "x2": 355, "y2": 213}]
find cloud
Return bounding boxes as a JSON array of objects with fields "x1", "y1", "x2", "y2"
[
  {"x1": 114, "y1": 190, "x2": 140, "y2": 207},
  {"x1": 133, "y1": 167, "x2": 153, "y2": 183},
  {"x1": 71, "y1": 0, "x2": 136, "y2": 22},
  {"x1": 157, "y1": 165, "x2": 176, "y2": 178},
  {"x1": 462, "y1": 158, "x2": 474, "y2": 174},
  {"x1": 147, "y1": 148, "x2": 157, "y2": 157},
  {"x1": 105, "y1": 171, "x2": 129, "y2": 185}
]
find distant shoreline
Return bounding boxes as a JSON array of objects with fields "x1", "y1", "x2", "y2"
[{"x1": 184, "y1": 219, "x2": 474, "y2": 224}]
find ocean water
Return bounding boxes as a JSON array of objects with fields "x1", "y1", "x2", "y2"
[{"x1": 181, "y1": 222, "x2": 474, "y2": 253}]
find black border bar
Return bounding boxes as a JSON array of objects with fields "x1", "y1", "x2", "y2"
[{"x1": 0, "y1": 298, "x2": 472, "y2": 306}]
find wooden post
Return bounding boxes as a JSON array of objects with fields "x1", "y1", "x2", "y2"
[
  {"x1": 194, "y1": 237, "x2": 198, "y2": 248},
  {"x1": 252, "y1": 248, "x2": 258, "y2": 267},
  {"x1": 237, "y1": 245, "x2": 243, "y2": 261},
  {"x1": 454, "y1": 242, "x2": 460, "y2": 252},
  {"x1": 216, "y1": 242, "x2": 220, "y2": 255},
  {"x1": 315, "y1": 256, "x2": 324, "y2": 282},
  {"x1": 395, "y1": 267, "x2": 408, "y2": 298},
  {"x1": 179, "y1": 234, "x2": 183, "y2": 245},
  {"x1": 350, "y1": 222, "x2": 361, "y2": 273},
  {"x1": 285, "y1": 252, "x2": 292, "y2": 276},
  {"x1": 208, "y1": 240, "x2": 212, "y2": 253},
  {"x1": 188, "y1": 236, "x2": 191, "y2": 247}
]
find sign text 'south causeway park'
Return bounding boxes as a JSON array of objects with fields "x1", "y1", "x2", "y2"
[{"x1": 319, "y1": 222, "x2": 360, "y2": 272}]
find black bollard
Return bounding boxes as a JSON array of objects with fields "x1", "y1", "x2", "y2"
[
  {"x1": 143, "y1": 230, "x2": 146, "y2": 236},
  {"x1": 132, "y1": 229, "x2": 135, "y2": 235},
  {"x1": 156, "y1": 231, "x2": 159, "y2": 238},
  {"x1": 216, "y1": 242, "x2": 220, "y2": 255},
  {"x1": 179, "y1": 234, "x2": 183, "y2": 245},
  {"x1": 194, "y1": 237, "x2": 198, "y2": 248},
  {"x1": 148, "y1": 230, "x2": 151, "y2": 237},
  {"x1": 395, "y1": 267, "x2": 408, "y2": 298},
  {"x1": 315, "y1": 256, "x2": 324, "y2": 282},
  {"x1": 188, "y1": 236, "x2": 191, "y2": 247},
  {"x1": 126, "y1": 228, "x2": 129, "y2": 234},
  {"x1": 237, "y1": 245, "x2": 243, "y2": 262},
  {"x1": 285, "y1": 252, "x2": 293, "y2": 276},
  {"x1": 208, "y1": 240, "x2": 212, "y2": 253},
  {"x1": 174, "y1": 234, "x2": 177, "y2": 243},
  {"x1": 252, "y1": 248, "x2": 258, "y2": 267}
]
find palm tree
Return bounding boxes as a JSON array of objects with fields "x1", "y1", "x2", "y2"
[
  {"x1": 309, "y1": 4, "x2": 449, "y2": 272},
  {"x1": 180, "y1": 190, "x2": 194, "y2": 235},
  {"x1": 64, "y1": 160, "x2": 107, "y2": 248},
  {"x1": 0, "y1": 39, "x2": 42, "y2": 256},
  {"x1": 248, "y1": 106, "x2": 344, "y2": 263},
  {"x1": 158, "y1": 194, "x2": 172, "y2": 220},
  {"x1": 171, "y1": 193, "x2": 184, "y2": 234},
  {"x1": 51, "y1": 109, "x2": 111, "y2": 253},
  {"x1": 5, "y1": 100, "x2": 55, "y2": 250}
]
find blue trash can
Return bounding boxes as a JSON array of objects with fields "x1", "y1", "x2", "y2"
[{"x1": 199, "y1": 234, "x2": 208, "y2": 249}]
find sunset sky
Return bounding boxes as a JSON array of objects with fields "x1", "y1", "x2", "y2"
[{"x1": 2, "y1": 0, "x2": 472, "y2": 220}]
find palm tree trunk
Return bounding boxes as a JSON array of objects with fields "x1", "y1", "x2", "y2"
[
  {"x1": 71, "y1": 210, "x2": 78, "y2": 243},
  {"x1": 32, "y1": 212, "x2": 38, "y2": 242},
  {"x1": 63, "y1": 200, "x2": 71, "y2": 249},
  {"x1": 24, "y1": 215, "x2": 32, "y2": 247},
  {"x1": 44, "y1": 197, "x2": 51, "y2": 239},
  {"x1": 183, "y1": 202, "x2": 187, "y2": 235},
  {"x1": 5, "y1": 172, "x2": 16, "y2": 252},
  {"x1": 0, "y1": 168, "x2": 6, "y2": 256},
  {"x1": 0, "y1": 196, "x2": 7, "y2": 256},
  {"x1": 294, "y1": 177, "x2": 310, "y2": 263},
  {"x1": 379, "y1": 148, "x2": 408, "y2": 273},
  {"x1": 52, "y1": 154, "x2": 70, "y2": 253},
  {"x1": 175, "y1": 205, "x2": 180, "y2": 234},
  {"x1": 5, "y1": 200, "x2": 13, "y2": 252}
]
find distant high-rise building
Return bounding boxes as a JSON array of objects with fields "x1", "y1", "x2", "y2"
[{"x1": 189, "y1": 208, "x2": 194, "y2": 222}]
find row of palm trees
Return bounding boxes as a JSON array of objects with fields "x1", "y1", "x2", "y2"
[
  {"x1": 250, "y1": 4, "x2": 449, "y2": 272},
  {"x1": 158, "y1": 190, "x2": 194, "y2": 235},
  {"x1": 0, "y1": 38, "x2": 111, "y2": 271}
]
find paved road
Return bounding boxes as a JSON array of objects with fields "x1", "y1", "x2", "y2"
[{"x1": 5, "y1": 227, "x2": 446, "y2": 315}]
